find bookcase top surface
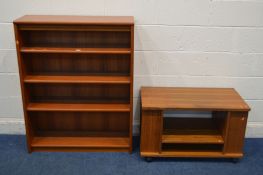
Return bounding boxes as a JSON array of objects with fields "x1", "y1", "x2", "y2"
[
  {"x1": 14, "y1": 15, "x2": 134, "y2": 25},
  {"x1": 141, "y1": 87, "x2": 250, "y2": 111}
]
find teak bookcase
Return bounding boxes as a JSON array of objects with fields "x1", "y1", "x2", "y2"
[
  {"x1": 14, "y1": 15, "x2": 134, "y2": 153},
  {"x1": 140, "y1": 87, "x2": 250, "y2": 161}
]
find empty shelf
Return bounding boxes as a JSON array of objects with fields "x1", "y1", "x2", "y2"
[
  {"x1": 27, "y1": 103, "x2": 130, "y2": 112},
  {"x1": 31, "y1": 137, "x2": 130, "y2": 148},
  {"x1": 141, "y1": 151, "x2": 242, "y2": 158},
  {"x1": 20, "y1": 47, "x2": 131, "y2": 54},
  {"x1": 24, "y1": 75, "x2": 130, "y2": 84},
  {"x1": 18, "y1": 25, "x2": 131, "y2": 32},
  {"x1": 162, "y1": 134, "x2": 224, "y2": 144}
]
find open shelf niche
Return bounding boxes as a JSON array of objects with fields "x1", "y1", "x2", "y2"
[{"x1": 161, "y1": 112, "x2": 226, "y2": 155}]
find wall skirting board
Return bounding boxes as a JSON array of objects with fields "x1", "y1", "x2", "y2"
[{"x1": 0, "y1": 118, "x2": 262, "y2": 138}]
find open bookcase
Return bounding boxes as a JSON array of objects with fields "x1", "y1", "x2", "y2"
[
  {"x1": 140, "y1": 87, "x2": 250, "y2": 161},
  {"x1": 14, "y1": 15, "x2": 134, "y2": 152}
]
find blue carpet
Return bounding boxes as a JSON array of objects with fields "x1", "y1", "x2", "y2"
[{"x1": 0, "y1": 135, "x2": 262, "y2": 175}]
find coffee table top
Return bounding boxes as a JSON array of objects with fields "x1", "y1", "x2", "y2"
[{"x1": 141, "y1": 87, "x2": 250, "y2": 111}]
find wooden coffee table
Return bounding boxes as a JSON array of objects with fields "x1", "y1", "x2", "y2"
[{"x1": 140, "y1": 87, "x2": 250, "y2": 162}]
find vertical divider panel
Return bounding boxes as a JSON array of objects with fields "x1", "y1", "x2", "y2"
[
  {"x1": 14, "y1": 24, "x2": 33, "y2": 152},
  {"x1": 223, "y1": 111, "x2": 248, "y2": 154},
  {"x1": 140, "y1": 110, "x2": 163, "y2": 154},
  {"x1": 129, "y1": 25, "x2": 134, "y2": 153}
]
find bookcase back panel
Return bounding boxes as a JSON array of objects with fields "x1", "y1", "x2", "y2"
[
  {"x1": 163, "y1": 117, "x2": 217, "y2": 131},
  {"x1": 27, "y1": 84, "x2": 130, "y2": 103},
  {"x1": 20, "y1": 30, "x2": 131, "y2": 48},
  {"x1": 24, "y1": 53, "x2": 130, "y2": 76},
  {"x1": 30, "y1": 111, "x2": 130, "y2": 136}
]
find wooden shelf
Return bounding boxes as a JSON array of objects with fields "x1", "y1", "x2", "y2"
[
  {"x1": 14, "y1": 15, "x2": 134, "y2": 25},
  {"x1": 31, "y1": 137, "x2": 130, "y2": 148},
  {"x1": 141, "y1": 151, "x2": 243, "y2": 158},
  {"x1": 35, "y1": 131, "x2": 129, "y2": 137},
  {"x1": 27, "y1": 103, "x2": 130, "y2": 112},
  {"x1": 162, "y1": 134, "x2": 224, "y2": 144},
  {"x1": 20, "y1": 47, "x2": 131, "y2": 54},
  {"x1": 24, "y1": 75, "x2": 130, "y2": 84},
  {"x1": 18, "y1": 25, "x2": 131, "y2": 32}
]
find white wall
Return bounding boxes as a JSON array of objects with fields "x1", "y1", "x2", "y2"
[{"x1": 0, "y1": 0, "x2": 263, "y2": 137}]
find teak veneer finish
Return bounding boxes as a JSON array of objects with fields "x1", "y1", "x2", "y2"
[
  {"x1": 140, "y1": 87, "x2": 250, "y2": 159},
  {"x1": 27, "y1": 103, "x2": 130, "y2": 112},
  {"x1": 14, "y1": 15, "x2": 134, "y2": 153},
  {"x1": 14, "y1": 15, "x2": 134, "y2": 25},
  {"x1": 21, "y1": 47, "x2": 131, "y2": 54},
  {"x1": 141, "y1": 87, "x2": 250, "y2": 111},
  {"x1": 31, "y1": 137, "x2": 129, "y2": 149},
  {"x1": 24, "y1": 75, "x2": 130, "y2": 84}
]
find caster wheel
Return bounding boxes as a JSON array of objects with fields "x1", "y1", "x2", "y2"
[
  {"x1": 145, "y1": 157, "x2": 153, "y2": 162},
  {"x1": 232, "y1": 158, "x2": 241, "y2": 163}
]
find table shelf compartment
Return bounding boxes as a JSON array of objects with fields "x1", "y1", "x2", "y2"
[
  {"x1": 162, "y1": 143, "x2": 224, "y2": 153},
  {"x1": 162, "y1": 117, "x2": 225, "y2": 144}
]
